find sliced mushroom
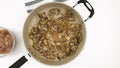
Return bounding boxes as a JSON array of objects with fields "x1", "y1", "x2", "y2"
[
  {"x1": 67, "y1": 30, "x2": 75, "y2": 37},
  {"x1": 49, "y1": 8, "x2": 54, "y2": 15},
  {"x1": 54, "y1": 8, "x2": 61, "y2": 15},
  {"x1": 57, "y1": 52, "x2": 66, "y2": 60},
  {"x1": 39, "y1": 17, "x2": 47, "y2": 24},
  {"x1": 46, "y1": 54, "x2": 56, "y2": 60},
  {"x1": 42, "y1": 38, "x2": 48, "y2": 45},
  {"x1": 32, "y1": 44, "x2": 40, "y2": 51},
  {"x1": 33, "y1": 37, "x2": 39, "y2": 43},
  {"x1": 41, "y1": 12, "x2": 47, "y2": 18},
  {"x1": 65, "y1": 9, "x2": 74, "y2": 17},
  {"x1": 37, "y1": 13, "x2": 43, "y2": 18},
  {"x1": 69, "y1": 42, "x2": 75, "y2": 46},
  {"x1": 74, "y1": 24, "x2": 82, "y2": 31},
  {"x1": 48, "y1": 13, "x2": 54, "y2": 20},
  {"x1": 71, "y1": 46, "x2": 78, "y2": 52},
  {"x1": 77, "y1": 32, "x2": 83, "y2": 42},
  {"x1": 52, "y1": 23, "x2": 59, "y2": 31},
  {"x1": 55, "y1": 41, "x2": 61, "y2": 46},
  {"x1": 32, "y1": 27, "x2": 39, "y2": 34},
  {"x1": 68, "y1": 16, "x2": 75, "y2": 21},
  {"x1": 29, "y1": 33, "x2": 34, "y2": 39}
]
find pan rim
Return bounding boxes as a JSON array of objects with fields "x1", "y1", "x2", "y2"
[{"x1": 23, "y1": 2, "x2": 86, "y2": 65}]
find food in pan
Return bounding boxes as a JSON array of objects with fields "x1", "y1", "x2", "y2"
[{"x1": 28, "y1": 8, "x2": 83, "y2": 61}]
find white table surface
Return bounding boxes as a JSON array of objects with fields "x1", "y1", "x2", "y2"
[{"x1": 0, "y1": 0, "x2": 120, "y2": 68}]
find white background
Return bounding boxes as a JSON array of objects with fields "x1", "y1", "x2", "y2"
[{"x1": 0, "y1": 0, "x2": 120, "y2": 68}]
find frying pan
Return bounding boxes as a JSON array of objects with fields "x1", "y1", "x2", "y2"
[{"x1": 9, "y1": 0, "x2": 94, "y2": 67}]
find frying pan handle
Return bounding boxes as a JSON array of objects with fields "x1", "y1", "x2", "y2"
[
  {"x1": 9, "y1": 56, "x2": 28, "y2": 68},
  {"x1": 73, "y1": 0, "x2": 94, "y2": 22},
  {"x1": 9, "y1": 55, "x2": 30, "y2": 68}
]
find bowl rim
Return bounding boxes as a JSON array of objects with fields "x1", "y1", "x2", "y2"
[{"x1": 0, "y1": 27, "x2": 15, "y2": 58}]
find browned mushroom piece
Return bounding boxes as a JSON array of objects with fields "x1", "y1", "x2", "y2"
[
  {"x1": 42, "y1": 38, "x2": 48, "y2": 45},
  {"x1": 65, "y1": 9, "x2": 74, "y2": 17},
  {"x1": 38, "y1": 49, "x2": 44, "y2": 56},
  {"x1": 77, "y1": 32, "x2": 83, "y2": 43},
  {"x1": 67, "y1": 30, "x2": 76, "y2": 37},
  {"x1": 29, "y1": 33, "x2": 34, "y2": 39},
  {"x1": 56, "y1": 8, "x2": 61, "y2": 15},
  {"x1": 73, "y1": 24, "x2": 82, "y2": 31},
  {"x1": 57, "y1": 51, "x2": 67, "y2": 60},
  {"x1": 38, "y1": 13, "x2": 43, "y2": 18},
  {"x1": 69, "y1": 42, "x2": 75, "y2": 46},
  {"x1": 39, "y1": 17, "x2": 48, "y2": 25},
  {"x1": 48, "y1": 13, "x2": 54, "y2": 20},
  {"x1": 46, "y1": 54, "x2": 56, "y2": 60},
  {"x1": 31, "y1": 26, "x2": 39, "y2": 34},
  {"x1": 49, "y1": 8, "x2": 54, "y2": 15},
  {"x1": 42, "y1": 51, "x2": 47, "y2": 57},
  {"x1": 68, "y1": 17, "x2": 75, "y2": 21},
  {"x1": 32, "y1": 44, "x2": 40, "y2": 51},
  {"x1": 70, "y1": 23, "x2": 75, "y2": 28},
  {"x1": 55, "y1": 41, "x2": 61, "y2": 46},
  {"x1": 32, "y1": 36, "x2": 39, "y2": 43},
  {"x1": 41, "y1": 12, "x2": 47, "y2": 18},
  {"x1": 52, "y1": 22, "x2": 59, "y2": 31},
  {"x1": 60, "y1": 35, "x2": 67, "y2": 42}
]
